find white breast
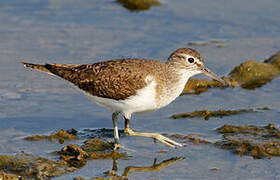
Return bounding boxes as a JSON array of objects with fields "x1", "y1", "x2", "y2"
[{"x1": 80, "y1": 75, "x2": 158, "y2": 117}]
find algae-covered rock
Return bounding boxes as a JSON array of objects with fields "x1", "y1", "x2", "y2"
[
  {"x1": 81, "y1": 139, "x2": 125, "y2": 159},
  {"x1": 264, "y1": 51, "x2": 280, "y2": 70},
  {"x1": 216, "y1": 124, "x2": 280, "y2": 159},
  {"x1": 0, "y1": 172, "x2": 24, "y2": 180},
  {"x1": 58, "y1": 139, "x2": 125, "y2": 169},
  {"x1": 116, "y1": 0, "x2": 161, "y2": 11},
  {"x1": 171, "y1": 107, "x2": 269, "y2": 120},
  {"x1": 60, "y1": 144, "x2": 88, "y2": 168},
  {"x1": 182, "y1": 78, "x2": 229, "y2": 95},
  {"x1": 81, "y1": 139, "x2": 114, "y2": 152},
  {"x1": 228, "y1": 60, "x2": 279, "y2": 89},
  {"x1": 0, "y1": 153, "x2": 73, "y2": 179},
  {"x1": 24, "y1": 129, "x2": 79, "y2": 143}
]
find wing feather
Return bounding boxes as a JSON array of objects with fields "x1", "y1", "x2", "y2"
[{"x1": 43, "y1": 59, "x2": 164, "y2": 100}]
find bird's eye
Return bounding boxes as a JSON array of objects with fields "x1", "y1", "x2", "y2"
[{"x1": 188, "y1": 57, "x2": 195, "y2": 63}]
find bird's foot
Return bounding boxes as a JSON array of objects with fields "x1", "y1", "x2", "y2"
[
  {"x1": 124, "y1": 128, "x2": 182, "y2": 148},
  {"x1": 152, "y1": 134, "x2": 183, "y2": 148}
]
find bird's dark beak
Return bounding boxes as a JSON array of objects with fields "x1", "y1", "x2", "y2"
[{"x1": 201, "y1": 67, "x2": 227, "y2": 86}]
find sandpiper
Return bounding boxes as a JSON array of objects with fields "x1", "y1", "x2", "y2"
[{"x1": 22, "y1": 48, "x2": 226, "y2": 149}]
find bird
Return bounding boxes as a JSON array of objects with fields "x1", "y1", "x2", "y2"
[{"x1": 22, "y1": 48, "x2": 226, "y2": 149}]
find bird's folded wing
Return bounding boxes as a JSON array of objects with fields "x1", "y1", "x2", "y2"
[{"x1": 43, "y1": 60, "x2": 152, "y2": 100}]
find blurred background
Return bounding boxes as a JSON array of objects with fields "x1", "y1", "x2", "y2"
[{"x1": 0, "y1": 0, "x2": 280, "y2": 179}]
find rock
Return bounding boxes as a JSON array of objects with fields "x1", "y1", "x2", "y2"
[
  {"x1": 228, "y1": 60, "x2": 279, "y2": 89},
  {"x1": 116, "y1": 0, "x2": 161, "y2": 11},
  {"x1": 60, "y1": 144, "x2": 88, "y2": 168}
]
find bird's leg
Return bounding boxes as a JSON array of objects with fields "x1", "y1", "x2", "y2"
[
  {"x1": 112, "y1": 112, "x2": 121, "y2": 150},
  {"x1": 124, "y1": 117, "x2": 182, "y2": 148}
]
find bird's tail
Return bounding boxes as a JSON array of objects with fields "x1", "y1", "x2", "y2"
[{"x1": 22, "y1": 62, "x2": 52, "y2": 74}]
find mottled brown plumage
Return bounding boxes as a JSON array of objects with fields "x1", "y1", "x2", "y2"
[{"x1": 24, "y1": 59, "x2": 167, "y2": 100}]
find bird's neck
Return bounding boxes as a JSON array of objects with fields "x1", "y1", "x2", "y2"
[{"x1": 155, "y1": 66, "x2": 192, "y2": 109}]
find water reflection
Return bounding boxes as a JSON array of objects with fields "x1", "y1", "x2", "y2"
[{"x1": 105, "y1": 157, "x2": 185, "y2": 178}]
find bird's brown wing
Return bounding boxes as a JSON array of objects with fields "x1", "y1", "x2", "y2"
[{"x1": 42, "y1": 59, "x2": 161, "y2": 100}]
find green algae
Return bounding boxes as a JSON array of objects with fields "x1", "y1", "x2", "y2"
[
  {"x1": 216, "y1": 124, "x2": 280, "y2": 159},
  {"x1": 171, "y1": 107, "x2": 269, "y2": 120},
  {"x1": 24, "y1": 129, "x2": 79, "y2": 144},
  {"x1": 116, "y1": 0, "x2": 161, "y2": 12}
]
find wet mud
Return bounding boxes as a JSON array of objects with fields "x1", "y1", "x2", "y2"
[
  {"x1": 216, "y1": 124, "x2": 280, "y2": 159},
  {"x1": 171, "y1": 107, "x2": 270, "y2": 120}
]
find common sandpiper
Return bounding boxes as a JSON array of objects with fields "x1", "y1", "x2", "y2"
[{"x1": 22, "y1": 48, "x2": 226, "y2": 149}]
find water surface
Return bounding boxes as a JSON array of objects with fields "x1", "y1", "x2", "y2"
[{"x1": 0, "y1": 0, "x2": 280, "y2": 179}]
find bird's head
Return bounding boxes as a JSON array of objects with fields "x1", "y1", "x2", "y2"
[{"x1": 167, "y1": 48, "x2": 227, "y2": 85}]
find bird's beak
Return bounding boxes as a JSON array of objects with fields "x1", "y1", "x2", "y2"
[{"x1": 201, "y1": 67, "x2": 227, "y2": 86}]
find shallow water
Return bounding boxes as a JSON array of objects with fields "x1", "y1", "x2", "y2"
[{"x1": 0, "y1": 0, "x2": 280, "y2": 179}]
